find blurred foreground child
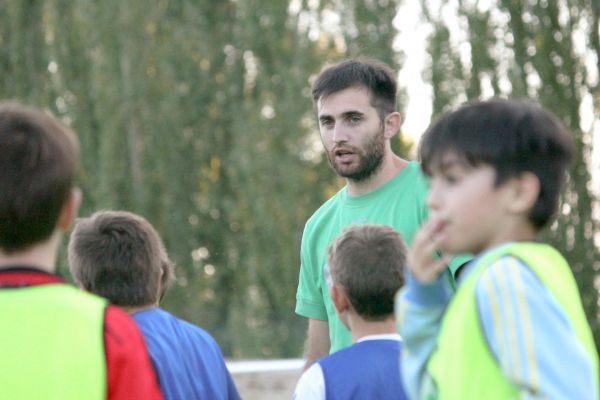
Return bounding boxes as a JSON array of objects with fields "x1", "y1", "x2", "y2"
[
  {"x1": 0, "y1": 102, "x2": 162, "y2": 399},
  {"x1": 397, "y1": 99, "x2": 599, "y2": 399}
]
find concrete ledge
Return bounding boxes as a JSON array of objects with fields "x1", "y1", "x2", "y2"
[{"x1": 227, "y1": 359, "x2": 303, "y2": 400}]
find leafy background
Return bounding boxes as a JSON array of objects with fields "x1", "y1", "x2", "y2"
[{"x1": 1, "y1": 0, "x2": 598, "y2": 358}]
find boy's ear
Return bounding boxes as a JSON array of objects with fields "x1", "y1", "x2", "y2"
[
  {"x1": 506, "y1": 172, "x2": 540, "y2": 214},
  {"x1": 57, "y1": 188, "x2": 82, "y2": 232},
  {"x1": 330, "y1": 285, "x2": 350, "y2": 315},
  {"x1": 383, "y1": 111, "x2": 401, "y2": 140}
]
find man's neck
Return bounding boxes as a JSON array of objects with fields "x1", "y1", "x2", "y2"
[
  {"x1": 0, "y1": 234, "x2": 60, "y2": 274},
  {"x1": 346, "y1": 154, "x2": 408, "y2": 196}
]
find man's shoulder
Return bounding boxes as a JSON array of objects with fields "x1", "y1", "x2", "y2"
[
  {"x1": 368, "y1": 160, "x2": 429, "y2": 204},
  {"x1": 303, "y1": 187, "x2": 346, "y2": 231},
  {"x1": 393, "y1": 160, "x2": 429, "y2": 192}
]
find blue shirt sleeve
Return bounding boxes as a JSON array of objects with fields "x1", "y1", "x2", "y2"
[
  {"x1": 476, "y1": 256, "x2": 596, "y2": 399},
  {"x1": 395, "y1": 271, "x2": 452, "y2": 399}
]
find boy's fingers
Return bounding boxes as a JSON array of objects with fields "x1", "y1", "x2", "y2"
[
  {"x1": 408, "y1": 221, "x2": 452, "y2": 283},
  {"x1": 412, "y1": 256, "x2": 448, "y2": 282},
  {"x1": 412, "y1": 219, "x2": 440, "y2": 252},
  {"x1": 417, "y1": 219, "x2": 438, "y2": 239},
  {"x1": 442, "y1": 252, "x2": 452, "y2": 265}
]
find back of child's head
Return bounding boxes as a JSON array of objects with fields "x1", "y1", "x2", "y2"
[
  {"x1": 0, "y1": 102, "x2": 79, "y2": 254},
  {"x1": 68, "y1": 210, "x2": 174, "y2": 307},
  {"x1": 419, "y1": 98, "x2": 574, "y2": 230},
  {"x1": 327, "y1": 224, "x2": 406, "y2": 321}
]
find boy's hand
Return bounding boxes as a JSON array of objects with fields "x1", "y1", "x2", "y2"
[{"x1": 408, "y1": 218, "x2": 451, "y2": 283}]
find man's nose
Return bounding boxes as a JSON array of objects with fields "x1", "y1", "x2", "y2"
[{"x1": 333, "y1": 125, "x2": 348, "y2": 143}]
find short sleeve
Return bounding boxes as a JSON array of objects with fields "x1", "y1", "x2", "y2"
[
  {"x1": 295, "y1": 224, "x2": 328, "y2": 320},
  {"x1": 293, "y1": 363, "x2": 325, "y2": 400}
]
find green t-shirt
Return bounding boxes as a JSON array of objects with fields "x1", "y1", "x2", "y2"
[{"x1": 295, "y1": 161, "x2": 468, "y2": 353}]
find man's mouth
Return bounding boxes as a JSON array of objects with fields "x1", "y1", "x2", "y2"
[{"x1": 334, "y1": 148, "x2": 356, "y2": 162}]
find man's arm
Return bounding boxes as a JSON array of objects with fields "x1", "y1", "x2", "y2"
[
  {"x1": 303, "y1": 319, "x2": 330, "y2": 370},
  {"x1": 296, "y1": 226, "x2": 331, "y2": 370}
]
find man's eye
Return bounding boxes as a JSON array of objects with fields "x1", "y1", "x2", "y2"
[
  {"x1": 348, "y1": 116, "x2": 361, "y2": 124},
  {"x1": 320, "y1": 120, "x2": 334, "y2": 128}
]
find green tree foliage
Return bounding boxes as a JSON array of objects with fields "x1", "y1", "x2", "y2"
[
  {"x1": 0, "y1": 0, "x2": 405, "y2": 357},
  {"x1": 421, "y1": 0, "x2": 600, "y2": 348}
]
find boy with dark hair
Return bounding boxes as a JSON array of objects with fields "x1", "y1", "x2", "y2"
[
  {"x1": 296, "y1": 57, "x2": 470, "y2": 368},
  {"x1": 397, "y1": 99, "x2": 599, "y2": 399},
  {"x1": 294, "y1": 224, "x2": 408, "y2": 399},
  {"x1": 0, "y1": 102, "x2": 162, "y2": 399},
  {"x1": 69, "y1": 210, "x2": 241, "y2": 400}
]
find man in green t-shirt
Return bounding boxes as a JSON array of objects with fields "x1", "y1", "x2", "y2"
[{"x1": 295, "y1": 58, "x2": 468, "y2": 369}]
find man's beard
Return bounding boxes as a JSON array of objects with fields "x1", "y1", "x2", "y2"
[{"x1": 328, "y1": 129, "x2": 385, "y2": 182}]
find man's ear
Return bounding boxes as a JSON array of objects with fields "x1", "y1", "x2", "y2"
[
  {"x1": 57, "y1": 188, "x2": 82, "y2": 232},
  {"x1": 330, "y1": 285, "x2": 349, "y2": 315},
  {"x1": 506, "y1": 172, "x2": 540, "y2": 215},
  {"x1": 383, "y1": 111, "x2": 402, "y2": 140}
]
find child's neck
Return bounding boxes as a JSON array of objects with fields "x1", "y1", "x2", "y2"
[
  {"x1": 476, "y1": 220, "x2": 538, "y2": 256},
  {"x1": 0, "y1": 232, "x2": 61, "y2": 274},
  {"x1": 347, "y1": 314, "x2": 397, "y2": 343}
]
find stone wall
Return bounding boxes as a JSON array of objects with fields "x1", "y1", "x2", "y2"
[{"x1": 227, "y1": 359, "x2": 303, "y2": 399}]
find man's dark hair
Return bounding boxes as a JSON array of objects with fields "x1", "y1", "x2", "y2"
[
  {"x1": 0, "y1": 102, "x2": 79, "y2": 253},
  {"x1": 312, "y1": 58, "x2": 397, "y2": 119},
  {"x1": 68, "y1": 210, "x2": 175, "y2": 307},
  {"x1": 327, "y1": 224, "x2": 406, "y2": 321},
  {"x1": 419, "y1": 98, "x2": 574, "y2": 230}
]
